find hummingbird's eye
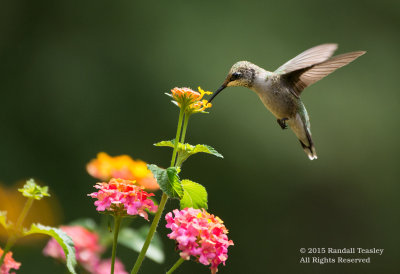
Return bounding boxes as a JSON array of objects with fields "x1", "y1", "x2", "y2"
[{"x1": 230, "y1": 72, "x2": 241, "y2": 81}]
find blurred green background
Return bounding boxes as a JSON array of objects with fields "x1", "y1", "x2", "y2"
[{"x1": 1, "y1": 0, "x2": 399, "y2": 273}]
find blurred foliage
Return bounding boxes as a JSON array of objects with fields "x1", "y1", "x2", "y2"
[
  {"x1": 0, "y1": 0, "x2": 399, "y2": 273},
  {"x1": 69, "y1": 218, "x2": 165, "y2": 264},
  {"x1": 0, "y1": 182, "x2": 61, "y2": 244}
]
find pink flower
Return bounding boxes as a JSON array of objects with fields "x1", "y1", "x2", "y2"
[
  {"x1": 95, "y1": 258, "x2": 128, "y2": 274},
  {"x1": 0, "y1": 248, "x2": 20, "y2": 274},
  {"x1": 43, "y1": 226, "x2": 103, "y2": 273},
  {"x1": 88, "y1": 178, "x2": 158, "y2": 220},
  {"x1": 165, "y1": 208, "x2": 234, "y2": 273}
]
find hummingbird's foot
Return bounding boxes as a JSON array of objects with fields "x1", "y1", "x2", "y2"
[{"x1": 277, "y1": 118, "x2": 289, "y2": 130}]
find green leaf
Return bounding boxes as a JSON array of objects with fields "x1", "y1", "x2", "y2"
[
  {"x1": 0, "y1": 211, "x2": 10, "y2": 231},
  {"x1": 192, "y1": 144, "x2": 223, "y2": 158},
  {"x1": 147, "y1": 165, "x2": 183, "y2": 199},
  {"x1": 147, "y1": 164, "x2": 169, "y2": 194},
  {"x1": 153, "y1": 140, "x2": 175, "y2": 148},
  {"x1": 154, "y1": 140, "x2": 223, "y2": 166},
  {"x1": 180, "y1": 180, "x2": 208, "y2": 210},
  {"x1": 25, "y1": 224, "x2": 76, "y2": 274},
  {"x1": 118, "y1": 226, "x2": 164, "y2": 263},
  {"x1": 166, "y1": 167, "x2": 184, "y2": 198},
  {"x1": 18, "y1": 179, "x2": 50, "y2": 200}
]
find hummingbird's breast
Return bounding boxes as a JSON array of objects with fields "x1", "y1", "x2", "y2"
[{"x1": 251, "y1": 74, "x2": 298, "y2": 119}]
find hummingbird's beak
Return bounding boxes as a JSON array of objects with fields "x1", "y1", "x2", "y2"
[{"x1": 208, "y1": 84, "x2": 227, "y2": 103}]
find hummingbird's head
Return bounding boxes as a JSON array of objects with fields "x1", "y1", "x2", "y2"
[
  {"x1": 208, "y1": 61, "x2": 256, "y2": 103},
  {"x1": 226, "y1": 61, "x2": 256, "y2": 87}
]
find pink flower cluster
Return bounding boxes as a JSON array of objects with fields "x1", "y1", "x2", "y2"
[
  {"x1": 165, "y1": 208, "x2": 234, "y2": 273},
  {"x1": 43, "y1": 226, "x2": 127, "y2": 274},
  {"x1": 95, "y1": 258, "x2": 127, "y2": 274},
  {"x1": 0, "y1": 248, "x2": 20, "y2": 274},
  {"x1": 88, "y1": 178, "x2": 158, "y2": 220}
]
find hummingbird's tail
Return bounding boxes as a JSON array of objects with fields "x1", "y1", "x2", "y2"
[
  {"x1": 298, "y1": 129, "x2": 317, "y2": 160},
  {"x1": 288, "y1": 112, "x2": 318, "y2": 160}
]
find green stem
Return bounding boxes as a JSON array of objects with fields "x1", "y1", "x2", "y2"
[
  {"x1": 0, "y1": 197, "x2": 34, "y2": 266},
  {"x1": 175, "y1": 113, "x2": 191, "y2": 167},
  {"x1": 175, "y1": 113, "x2": 190, "y2": 167},
  {"x1": 16, "y1": 197, "x2": 34, "y2": 230},
  {"x1": 130, "y1": 193, "x2": 168, "y2": 274},
  {"x1": 179, "y1": 114, "x2": 190, "y2": 144},
  {"x1": 166, "y1": 257, "x2": 185, "y2": 274},
  {"x1": 170, "y1": 108, "x2": 185, "y2": 167},
  {"x1": 111, "y1": 215, "x2": 122, "y2": 274},
  {"x1": 131, "y1": 106, "x2": 187, "y2": 273}
]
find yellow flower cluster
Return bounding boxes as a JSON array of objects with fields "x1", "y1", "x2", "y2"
[
  {"x1": 86, "y1": 152, "x2": 159, "y2": 191},
  {"x1": 170, "y1": 87, "x2": 212, "y2": 114}
]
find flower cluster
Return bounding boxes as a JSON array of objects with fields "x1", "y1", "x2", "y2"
[
  {"x1": 43, "y1": 226, "x2": 127, "y2": 274},
  {"x1": 43, "y1": 226, "x2": 103, "y2": 272},
  {"x1": 169, "y1": 87, "x2": 212, "y2": 114},
  {"x1": 165, "y1": 208, "x2": 234, "y2": 273},
  {"x1": 88, "y1": 178, "x2": 157, "y2": 220},
  {"x1": 0, "y1": 248, "x2": 20, "y2": 274},
  {"x1": 87, "y1": 152, "x2": 159, "y2": 191},
  {"x1": 18, "y1": 178, "x2": 50, "y2": 200}
]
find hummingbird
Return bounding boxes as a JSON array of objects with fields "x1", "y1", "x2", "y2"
[{"x1": 208, "y1": 44, "x2": 365, "y2": 160}]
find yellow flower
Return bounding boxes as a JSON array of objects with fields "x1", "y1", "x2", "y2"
[
  {"x1": 197, "y1": 86, "x2": 212, "y2": 100},
  {"x1": 86, "y1": 152, "x2": 159, "y2": 191},
  {"x1": 168, "y1": 86, "x2": 212, "y2": 114}
]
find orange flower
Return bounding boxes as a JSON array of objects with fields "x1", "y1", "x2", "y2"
[
  {"x1": 86, "y1": 153, "x2": 159, "y2": 191},
  {"x1": 170, "y1": 87, "x2": 201, "y2": 105},
  {"x1": 168, "y1": 87, "x2": 212, "y2": 113}
]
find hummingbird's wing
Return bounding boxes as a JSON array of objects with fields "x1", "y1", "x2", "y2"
[
  {"x1": 282, "y1": 51, "x2": 366, "y2": 95},
  {"x1": 274, "y1": 44, "x2": 338, "y2": 75}
]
